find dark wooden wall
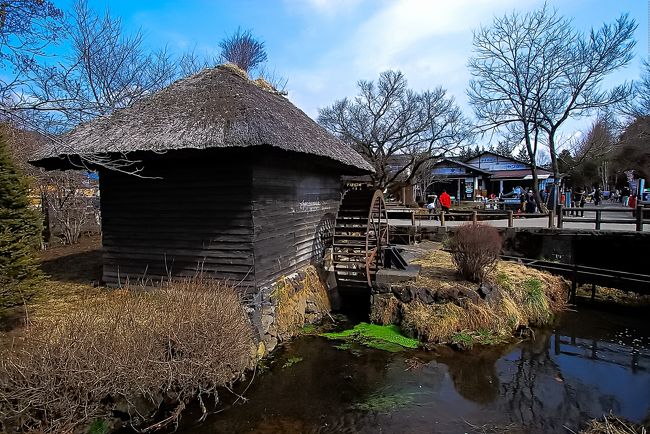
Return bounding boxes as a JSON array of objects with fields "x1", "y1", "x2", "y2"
[
  {"x1": 98, "y1": 148, "x2": 347, "y2": 294},
  {"x1": 251, "y1": 156, "x2": 342, "y2": 287},
  {"x1": 99, "y1": 153, "x2": 255, "y2": 288}
]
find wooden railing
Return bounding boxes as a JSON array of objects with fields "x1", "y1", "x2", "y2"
[
  {"x1": 387, "y1": 204, "x2": 648, "y2": 231},
  {"x1": 400, "y1": 209, "x2": 556, "y2": 228},
  {"x1": 557, "y1": 205, "x2": 649, "y2": 232}
]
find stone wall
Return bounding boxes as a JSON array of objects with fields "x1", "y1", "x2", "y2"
[
  {"x1": 248, "y1": 265, "x2": 332, "y2": 356},
  {"x1": 370, "y1": 280, "x2": 488, "y2": 325}
]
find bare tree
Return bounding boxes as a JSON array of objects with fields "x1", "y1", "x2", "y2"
[
  {"x1": 178, "y1": 47, "x2": 213, "y2": 78},
  {"x1": 318, "y1": 70, "x2": 471, "y2": 189},
  {"x1": 468, "y1": 5, "x2": 636, "y2": 210},
  {"x1": 219, "y1": 27, "x2": 267, "y2": 73},
  {"x1": 17, "y1": 0, "x2": 176, "y2": 130},
  {"x1": 626, "y1": 60, "x2": 650, "y2": 117},
  {"x1": 0, "y1": 0, "x2": 63, "y2": 108},
  {"x1": 39, "y1": 171, "x2": 96, "y2": 245},
  {"x1": 535, "y1": 13, "x2": 635, "y2": 201}
]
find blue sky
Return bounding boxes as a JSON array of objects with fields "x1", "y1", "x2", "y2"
[{"x1": 59, "y1": 0, "x2": 649, "y2": 144}]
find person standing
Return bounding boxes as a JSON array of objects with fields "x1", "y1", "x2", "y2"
[
  {"x1": 594, "y1": 187, "x2": 602, "y2": 206},
  {"x1": 439, "y1": 190, "x2": 451, "y2": 213},
  {"x1": 621, "y1": 186, "x2": 630, "y2": 206},
  {"x1": 525, "y1": 189, "x2": 536, "y2": 213},
  {"x1": 575, "y1": 186, "x2": 586, "y2": 217}
]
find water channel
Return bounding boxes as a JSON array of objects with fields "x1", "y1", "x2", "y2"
[{"x1": 175, "y1": 306, "x2": 650, "y2": 434}]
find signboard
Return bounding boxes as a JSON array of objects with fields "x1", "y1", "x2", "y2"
[
  {"x1": 468, "y1": 154, "x2": 527, "y2": 171},
  {"x1": 432, "y1": 166, "x2": 466, "y2": 175}
]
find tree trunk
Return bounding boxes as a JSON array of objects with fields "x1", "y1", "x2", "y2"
[
  {"x1": 524, "y1": 126, "x2": 546, "y2": 213},
  {"x1": 548, "y1": 132, "x2": 560, "y2": 211}
]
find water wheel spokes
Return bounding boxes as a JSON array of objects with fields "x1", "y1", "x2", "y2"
[{"x1": 333, "y1": 188, "x2": 389, "y2": 291}]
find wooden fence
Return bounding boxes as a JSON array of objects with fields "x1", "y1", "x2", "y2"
[
  {"x1": 557, "y1": 205, "x2": 649, "y2": 232},
  {"x1": 391, "y1": 208, "x2": 555, "y2": 229},
  {"x1": 387, "y1": 205, "x2": 649, "y2": 232}
]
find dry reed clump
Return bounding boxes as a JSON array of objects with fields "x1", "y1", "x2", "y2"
[
  {"x1": 253, "y1": 77, "x2": 275, "y2": 92},
  {"x1": 448, "y1": 223, "x2": 503, "y2": 282},
  {"x1": 400, "y1": 250, "x2": 568, "y2": 346},
  {"x1": 219, "y1": 62, "x2": 249, "y2": 79},
  {"x1": 370, "y1": 294, "x2": 401, "y2": 325},
  {"x1": 273, "y1": 266, "x2": 330, "y2": 340},
  {"x1": 581, "y1": 414, "x2": 647, "y2": 434},
  {"x1": 0, "y1": 278, "x2": 255, "y2": 433}
]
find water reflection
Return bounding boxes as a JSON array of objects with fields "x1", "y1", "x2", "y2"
[{"x1": 174, "y1": 306, "x2": 650, "y2": 434}]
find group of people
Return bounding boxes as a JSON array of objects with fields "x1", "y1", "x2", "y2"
[
  {"x1": 611, "y1": 186, "x2": 633, "y2": 206},
  {"x1": 519, "y1": 189, "x2": 538, "y2": 213},
  {"x1": 426, "y1": 190, "x2": 452, "y2": 214}
]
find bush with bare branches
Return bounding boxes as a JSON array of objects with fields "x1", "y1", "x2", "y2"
[
  {"x1": 0, "y1": 278, "x2": 255, "y2": 433},
  {"x1": 449, "y1": 223, "x2": 502, "y2": 282}
]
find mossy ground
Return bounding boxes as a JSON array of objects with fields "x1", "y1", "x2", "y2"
[{"x1": 321, "y1": 323, "x2": 419, "y2": 352}]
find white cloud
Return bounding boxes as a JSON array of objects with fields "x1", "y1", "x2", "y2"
[
  {"x1": 283, "y1": 0, "x2": 366, "y2": 16},
  {"x1": 285, "y1": 0, "x2": 538, "y2": 120}
]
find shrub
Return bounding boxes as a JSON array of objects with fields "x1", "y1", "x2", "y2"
[
  {"x1": 0, "y1": 278, "x2": 255, "y2": 433},
  {"x1": 0, "y1": 135, "x2": 43, "y2": 309},
  {"x1": 449, "y1": 223, "x2": 502, "y2": 282}
]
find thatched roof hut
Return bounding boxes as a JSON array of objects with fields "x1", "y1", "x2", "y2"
[
  {"x1": 31, "y1": 66, "x2": 372, "y2": 296},
  {"x1": 33, "y1": 65, "x2": 372, "y2": 173}
]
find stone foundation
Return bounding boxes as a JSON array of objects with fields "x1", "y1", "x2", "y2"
[{"x1": 248, "y1": 265, "x2": 331, "y2": 356}]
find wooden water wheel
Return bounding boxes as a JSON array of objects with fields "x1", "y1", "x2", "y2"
[{"x1": 332, "y1": 188, "x2": 389, "y2": 290}]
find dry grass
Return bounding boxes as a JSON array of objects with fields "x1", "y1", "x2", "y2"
[
  {"x1": 273, "y1": 266, "x2": 330, "y2": 340},
  {"x1": 0, "y1": 278, "x2": 255, "y2": 433},
  {"x1": 219, "y1": 62, "x2": 248, "y2": 79},
  {"x1": 370, "y1": 294, "x2": 400, "y2": 325},
  {"x1": 580, "y1": 414, "x2": 647, "y2": 434},
  {"x1": 401, "y1": 250, "x2": 568, "y2": 345},
  {"x1": 253, "y1": 77, "x2": 275, "y2": 92}
]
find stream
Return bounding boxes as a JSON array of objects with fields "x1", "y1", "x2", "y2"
[{"x1": 175, "y1": 306, "x2": 650, "y2": 434}]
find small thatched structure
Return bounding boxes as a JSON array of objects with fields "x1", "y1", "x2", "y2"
[{"x1": 31, "y1": 66, "x2": 372, "y2": 298}]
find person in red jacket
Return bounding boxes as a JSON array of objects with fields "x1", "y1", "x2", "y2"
[{"x1": 439, "y1": 190, "x2": 451, "y2": 213}]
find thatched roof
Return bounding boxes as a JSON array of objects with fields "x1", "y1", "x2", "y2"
[{"x1": 31, "y1": 65, "x2": 373, "y2": 173}]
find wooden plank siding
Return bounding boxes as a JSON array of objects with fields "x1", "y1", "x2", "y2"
[
  {"x1": 251, "y1": 159, "x2": 341, "y2": 287},
  {"x1": 97, "y1": 148, "x2": 347, "y2": 296},
  {"x1": 99, "y1": 157, "x2": 255, "y2": 288}
]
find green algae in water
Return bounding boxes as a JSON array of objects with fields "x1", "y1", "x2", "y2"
[
  {"x1": 321, "y1": 323, "x2": 419, "y2": 352},
  {"x1": 351, "y1": 391, "x2": 416, "y2": 413},
  {"x1": 299, "y1": 324, "x2": 317, "y2": 335},
  {"x1": 282, "y1": 356, "x2": 303, "y2": 369},
  {"x1": 88, "y1": 419, "x2": 109, "y2": 434}
]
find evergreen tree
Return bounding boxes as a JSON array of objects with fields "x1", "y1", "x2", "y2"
[
  {"x1": 516, "y1": 146, "x2": 531, "y2": 164},
  {"x1": 0, "y1": 135, "x2": 43, "y2": 309}
]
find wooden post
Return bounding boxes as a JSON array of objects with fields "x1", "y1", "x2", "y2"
[
  {"x1": 548, "y1": 210, "x2": 555, "y2": 228},
  {"x1": 471, "y1": 210, "x2": 477, "y2": 224},
  {"x1": 507, "y1": 210, "x2": 513, "y2": 228},
  {"x1": 440, "y1": 211, "x2": 445, "y2": 227},
  {"x1": 595, "y1": 210, "x2": 601, "y2": 230},
  {"x1": 557, "y1": 204, "x2": 564, "y2": 229},
  {"x1": 636, "y1": 205, "x2": 644, "y2": 231},
  {"x1": 410, "y1": 211, "x2": 416, "y2": 227},
  {"x1": 570, "y1": 263, "x2": 577, "y2": 303}
]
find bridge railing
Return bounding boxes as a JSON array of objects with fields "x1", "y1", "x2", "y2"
[{"x1": 557, "y1": 204, "x2": 649, "y2": 231}]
